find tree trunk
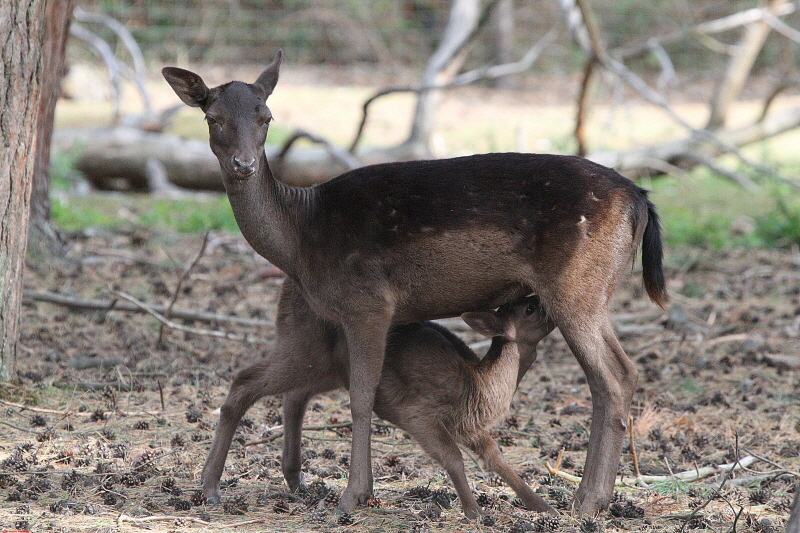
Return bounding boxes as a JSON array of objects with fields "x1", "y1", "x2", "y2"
[
  {"x1": 706, "y1": 0, "x2": 789, "y2": 130},
  {"x1": 52, "y1": 127, "x2": 430, "y2": 190},
  {"x1": 27, "y1": 0, "x2": 75, "y2": 266},
  {"x1": 491, "y1": 0, "x2": 514, "y2": 89},
  {"x1": 405, "y1": 0, "x2": 480, "y2": 149},
  {"x1": 0, "y1": 0, "x2": 46, "y2": 379}
]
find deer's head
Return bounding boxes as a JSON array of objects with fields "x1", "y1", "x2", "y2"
[{"x1": 162, "y1": 50, "x2": 283, "y2": 180}]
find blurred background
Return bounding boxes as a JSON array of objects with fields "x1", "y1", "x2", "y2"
[{"x1": 49, "y1": 0, "x2": 800, "y2": 249}]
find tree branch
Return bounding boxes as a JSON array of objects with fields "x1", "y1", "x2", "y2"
[
  {"x1": 110, "y1": 289, "x2": 270, "y2": 345},
  {"x1": 278, "y1": 129, "x2": 361, "y2": 170},
  {"x1": 349, "y1": 27, "x2": 556, "y2": 153},
  {"x1": 568, "y1": 0, "x2": 792, "y2": 186},
  {"x1": 23, "y1": 289, "x2": 273, "y2": 328}
]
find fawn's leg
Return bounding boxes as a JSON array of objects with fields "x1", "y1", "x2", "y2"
[
  {"x1": 201, "y1": 363, "x2": 271, "y2": 503},
  {"x1": 411, "y1": 422, "x2": 482, "y2": 519},
  {"x1": 558, "y1": 314, "x2": 637, "y2": 515},
  {"x1": 337, "y1": 310, "x2": 393, "y2": 512},
  {"x1": 471, "y1": 432, "x2": 556, "y2": 515},
  {"x1": 281, "y1": 389, "x2": 314, "y2": 492}
]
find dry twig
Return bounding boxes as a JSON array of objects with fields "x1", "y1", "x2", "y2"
[
  {"x1": 23, "y1": 289, "x2": 272, "y2": 328},
  {"x1": 159, "y1": 232, "x2": 210, "y2": 344},
  {"x1": 546, "y1": 455, "x2": 757, "y2": 486},
  {"x1": 111, "y1": 289, "x2": 269, "y2": 344}
]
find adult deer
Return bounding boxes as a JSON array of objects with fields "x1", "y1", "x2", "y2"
[
  {"x1": 202, "y1": 286, "x2": 557, "y2": 518},
  {"x1": 162, "y1": 50, "x2": 667, "y2": 515}
]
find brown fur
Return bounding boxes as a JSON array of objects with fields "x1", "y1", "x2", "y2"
[
  {"x1": 163, "y1": 51, "x2": 668, "y2": 515},
  {"x1": 201, "y1": 281, "x2": 556, "y2": 518}
]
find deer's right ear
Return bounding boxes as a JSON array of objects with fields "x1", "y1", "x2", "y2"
[
  {"x1": 253, "y1": 49, "x2": 283, "y2": 100},
  {"x1": 162, "y1": 67, "x2": 211, "y2": 108},
  {"x1": 461, "y1": 311, "x2": 503, "y2": 337}
]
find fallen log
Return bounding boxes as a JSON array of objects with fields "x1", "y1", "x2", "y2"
[
  {"x1": 588, "y1": 103, "x2": 800, "y2": 183},
  {"x1": 52, "y1": 127, "x2": 427, "y2": 190}
]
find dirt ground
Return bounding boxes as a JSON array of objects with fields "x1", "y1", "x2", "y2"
[{"x1": 2, "y1": 227, "x2": 799, "y2": 532}]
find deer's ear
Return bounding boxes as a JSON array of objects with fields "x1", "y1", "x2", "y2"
[
  {"x1": 461, "y1": 311, "x2": 503, "y2": 337},
  {"x1": 162, "y1": 67, "x2": 211, "y2": 108},
  {"x1": 253, "y1": 49, "x2": 282, "y2": 100}
]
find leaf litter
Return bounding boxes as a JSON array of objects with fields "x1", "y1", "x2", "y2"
[{"x1": 2, "y1": 229, "x2": 798, "y2": 532}]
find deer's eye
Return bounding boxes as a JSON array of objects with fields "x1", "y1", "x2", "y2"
[
  {"x1": 525, "y1": 305, "x2": 535, "y2": 316},
  {"x1": 205, "y1": 116, "x2": 219, "y2": 126}
]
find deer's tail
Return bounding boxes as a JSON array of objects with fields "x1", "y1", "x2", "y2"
[{"x1": 640, "y1": 198, "x2": 668, "y2": 309}]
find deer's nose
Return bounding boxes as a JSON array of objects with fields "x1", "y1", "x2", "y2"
[{"x1": 232, "y1": 156, "x2": 256, "y2": 176}]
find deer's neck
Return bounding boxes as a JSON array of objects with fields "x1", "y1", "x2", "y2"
[
  {"x1": 476, "y1": 338, "x2": 519, "y2": 392},
  {"x1": 464, "y1": 338, "x2": 519, "y2": 431},
  {"x1": 223, "y1": 155, "x2": 312, "y2": 276}
]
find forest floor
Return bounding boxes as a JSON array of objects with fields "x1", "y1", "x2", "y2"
[{"x1": 0, "y1": 228, "x2": 798, "y2": 532}]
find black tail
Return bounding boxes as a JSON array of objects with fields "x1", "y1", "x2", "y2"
[{"x1": 641, "y1": 199, "x2": 668, "y2": 309}]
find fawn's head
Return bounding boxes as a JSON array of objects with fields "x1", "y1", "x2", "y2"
[
  {"x1": 162, "y1": 50, "x2": 283, "y2": 180},
  {"x1": 461, "y1": 296, "x2": 552, "y2": 345}
]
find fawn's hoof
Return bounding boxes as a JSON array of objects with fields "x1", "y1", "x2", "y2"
[{"x1": 205, "y1": 495, "x2": 221, "y2": 505}]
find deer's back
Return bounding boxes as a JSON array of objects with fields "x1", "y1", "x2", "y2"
[
  {"x1": 299, "y1": 153, "x2": 647, "y2": 322},
  {"x1": 311, "y1": 153, "x2": 643, "y2": 250}
]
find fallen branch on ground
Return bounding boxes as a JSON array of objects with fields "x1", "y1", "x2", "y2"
[
  {"x1": 23, "y1": 289, "x2": 272, "y2": 328},
  {"x1": 159, "y1": 232, "x2": 210, "y2": 344},
  {"x1": 110, "y1": 290, "x2": 270, "y2": 345},
  {"x1": 545, "y1": 455, "x2": 758, "y2": 486},
  {"x1": 0, "y1": 398, "x2": 163, "y2": 418}
]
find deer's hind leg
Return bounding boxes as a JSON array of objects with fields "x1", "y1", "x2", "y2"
[
  {"x1": 553, "y1": 308, "x2": 637, "y2": 515},
  {"x1": 409, "y1": 421, "x2": 482, "y2": 519},
  {"x1": 536, "y1": 204, "x2": 639, "y2": 515},
  {"x1": 201, "y1": 362, "x2": 274, "y2": 503},
  {"x1": 281, "y1": 378, "x2": 341, "y2": 492},
  {"x1": 470, "y1": 433, "x2": 557, "y2": 514}
]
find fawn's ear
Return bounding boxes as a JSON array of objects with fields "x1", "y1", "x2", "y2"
[
  {"x1": 162, "y1": 67, "x2": 211, "y2": 108},
  {"x1": 253, "y1": 49, "x2": 283, "y2": 101},
  {"x1": 461, "y1": 311, "x2": 503, "y2": 337}
]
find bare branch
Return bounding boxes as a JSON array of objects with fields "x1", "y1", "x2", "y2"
[
  {"x1": 757, "y1": 76, "x2": 800, "y2": 123},
  {"x1": 349, "y1": 28, "x2": 556, "y2": 153},
  {"x1": 278, "y1": 129, "x2": 361, "y2": 170},
  {"x1": 761, "y1": 10, "x2": 800, "y2": 44},
  {"x1": 613, "y1": 3, "x2": 798, "y2": 60},
  {"x1": 110, "y1": 289, "x2": 270, "y2": 344},
  {"x1": 69, "y1": 22, "x2": 122, "y2": 122},
  {"x1": 23, "y1": 289, "x2": 273, "y2": 328},
  {"x1": 567, "y1": 0, "x2": 790, "y2": 185},
  {"x1": 575, "y1": 57, "x2": 596, "y2": 156},
  {"x1": 546, "y1": 455, "x2": 758, "y2": 486},
  {"x1": 406, "y1": 0, "x2": 501, "y2": 147},
  {"x1": 73, "y1": 6, "x2": 150, "y2": 113},
  {"x1": 158, "y1": 232, "x2": 210, "y2": 344},
  {"x1": 706, "y1": 0, "x2": 789, "y2": 130}
]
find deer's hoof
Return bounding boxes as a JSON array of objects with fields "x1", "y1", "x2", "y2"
[
  {"x1": 571, "y1": 494, "x2": 607, "y2": 517},
  {"x1": 462, "y1": 505, "x2": 481, "y2": 520},
  {"x1": 205, "y1": 495, "x2": 221, "y2": 505},
  {"x1": 338, "y1": 488, "x2": 371, "y2": 513}
]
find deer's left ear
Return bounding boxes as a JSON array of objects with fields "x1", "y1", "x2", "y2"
[
  {"x1": 162, "y1": 67, "x2": 211, "y2": 108},
  {"x1": 253, "y1": 49, "x2": 283, "y2": 100},
  {"x1": 461, "y1": 311, "x2": 503, "y2": 337}
]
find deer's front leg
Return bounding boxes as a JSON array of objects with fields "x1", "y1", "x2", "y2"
[{"x1": 337, "y1": 311, "x2": 393, "y2": 513}]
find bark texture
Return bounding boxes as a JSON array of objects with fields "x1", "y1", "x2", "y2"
[
  {"x1": 28, "y1": 0, "x2": 75, "y2": 264},
  {"x1": 0, "y1": 0, "x2": 46, "y2": 379}
]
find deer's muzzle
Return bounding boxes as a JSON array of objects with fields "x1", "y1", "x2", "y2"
[{"x1": 232, "y1": 156, "x2": 257, "y2": 178}]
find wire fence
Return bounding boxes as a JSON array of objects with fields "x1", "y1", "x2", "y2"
[{"x1": 72, "y1": 0, "x2": 796, "y2": 74}]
